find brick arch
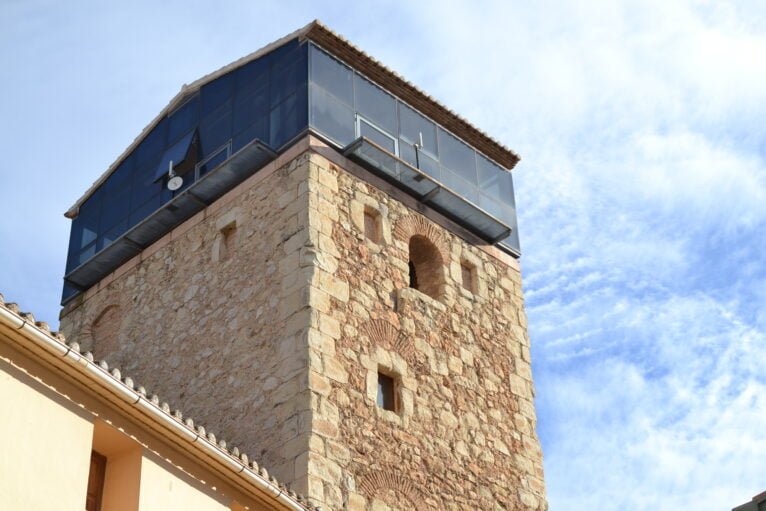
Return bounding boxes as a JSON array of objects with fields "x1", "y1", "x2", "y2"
[
  {"x1": 358, "y1": 470, "x2": 425, "y2": 510},
  {"x1": 82, "y1": 303, "x2": 122, "y2": 357},
  {"x1": 362, "y1": 320, "x2": 416, "y2": 364},
  {"x1": 394, "y1": 215, "x2": 449, "y2": 258}
]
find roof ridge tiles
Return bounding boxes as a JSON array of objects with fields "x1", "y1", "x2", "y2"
[{"x1": 0, "y1": 295, "x2": 311, "y2": 510}]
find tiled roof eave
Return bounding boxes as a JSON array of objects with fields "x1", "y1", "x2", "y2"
[{"x1": 0, "y1": 293, "x2": 311, "y2": 511}]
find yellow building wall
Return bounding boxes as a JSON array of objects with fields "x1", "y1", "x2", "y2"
[
  {"x1": 0, "y1": 358, "x2": 94, "y2": 511},
  {"x1": 138, "y1": 451, "x2": 231, "y2": 511}
]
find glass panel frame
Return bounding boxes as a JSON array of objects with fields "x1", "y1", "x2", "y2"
[{"x1": 356, "y1": 115, "x2": 398, "y2": 156}]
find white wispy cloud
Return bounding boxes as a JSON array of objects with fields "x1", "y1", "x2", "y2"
[{"x1": 403, "y1": 1, "x2": 766, "y2": 509}]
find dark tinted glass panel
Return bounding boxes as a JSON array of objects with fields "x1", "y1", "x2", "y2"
[
  {"x1": 355, "y1": 75, "x2": 396, "y2": 135},
  {"x1": 100, "y1": 186, "x2": 130, "y2": 232},
  {"x1": 72, "y1": 189, "x2": 103, "y2": 254},
  {"x1": 398, "y1": 103, "x2": 437, "y2": 156},
  {"x1": 131, "y1": 164, "x2": 161, "y2": 209},
  {"x1": 198, "y1": 146, "x2": 228, "y2": 177},
  {"x1": 360, "y1": 119, "x2": 396, "y2": 155},
  {"x1": 309, "y1": 46, "x2": 353, "y2": 105},
  {"x1": 135, "y1": 118, "x2": 167, "y2": 167},
  {"x1": 70, "y1": 195, "x2": 100, "y2": 258},
  {"x1": 201, "y1": 73, "x2": 234, "y2": 117},
  {"x1": 235, "y1": 58, "x2": 269, "y2": 93},
  {"x1": 78, "y1": 243, "x2": 97, "y2": 265},
  {"x1": 438, "y1": 129, "x2": 476, "y2": 182},
  {"x1": 106, "y1": 156, "x2": 134, "y2": 190},
  {"x1": 62, "y1": 283, "x2": 78, "y2": 302},
  {"x1": 269, "y1": 89, "x2": 307, "y2": 149},
  {"x1": 153, "y1": 130, "x2": 196, "y2": 181},
  {"x1": 271, "y1": 46, "x2": 307, "y2": 107},
  {"x1": 103, "y1": 219, "x2": 128, "y2": 246},
  {"x1": 309, "y1": 83, "x2": 355, "y2": 146},
  {"x1": 129, "y1": 194, "x2": 161, "y2": 226},
  {"x1": 199, "y1": 102, "x2": 232, "y2": 157},
  {"x1": 232, "y1": 118, "x2": 269, "y2": 153},
  {"x1": 233, "y1": 83, "x2": 269, "y2": 135},
  {"x1": 168, "y1": 95, "x2": 199, "y2": 143}
]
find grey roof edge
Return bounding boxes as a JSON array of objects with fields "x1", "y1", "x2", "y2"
[
  {"x1": 66, "y1": 19, "x2": 521, "y2": 219},
  {"x1": 0, "y1": 292, "x2": 312, "y2": 510}
]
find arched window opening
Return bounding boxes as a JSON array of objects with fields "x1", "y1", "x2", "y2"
[{"x1": 408, "y1": 236, "x2": 444, "y2": 300}]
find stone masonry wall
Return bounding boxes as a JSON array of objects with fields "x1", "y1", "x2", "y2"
[
  {"x1": 60, "y1": 149, "x2": 316, "y2": 487},
  {"x1": 303, "y1": 148, "x2": 547, "y2": 510},
  {"x1": 60, "y1": 139, "x2": 547, "y2": 510}
]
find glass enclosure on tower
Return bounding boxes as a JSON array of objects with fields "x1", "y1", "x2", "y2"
[{"x1": 63, "y1": 36, "x2": 520, "y2": 304}]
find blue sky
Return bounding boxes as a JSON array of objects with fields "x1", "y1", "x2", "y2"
[{"x1": 1, "y1": 1, "x2": 764, "y2": 509}]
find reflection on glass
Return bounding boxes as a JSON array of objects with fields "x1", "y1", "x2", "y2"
[
  {"x1": 359, "y1": 118, "x2": 397, "y2": 155},
  {"x1": 354, "y1": 75, "x2": 397, "y2": 134},
  {"x1": 477, "y1": 154, "x2": 514, "y2": 206},
  {"x1": 441, "y1": 168, "x2": 479, "y2": 203},
  {"x1": 310, "y1": 46, "x2": 353, "y2": 105},
  {"x1": 438, "y1": 129, "x2": 477, "y2": 183},
  {"x1": 310, "y1": 84, "x2": 355, "y2": 146},
  {"x1": 398, "y1": 103, "x2": 437, "y2": 156}
]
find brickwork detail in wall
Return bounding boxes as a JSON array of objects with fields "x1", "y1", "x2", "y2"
[
  {"x1": 393, "y1": 215, "x2": 449, "y2": 256},
  {"x1": 357, "y1": 469, "x2": 425, "y2": 509},
  {"x1": 308, "y1": 149, "x2": 547, "y2": 510},
  {"x1": 361, "y1": 320, "x2": 416, "y2": 366}
]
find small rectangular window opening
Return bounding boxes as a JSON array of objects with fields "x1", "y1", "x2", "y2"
[
  {"x1": 221, "y1": 223, "x2": 237, "y2": 261},
  {"x1": 86, "y1": 451, "x2": 107, "y2": 511},
  {"x1": 363, "y1": 207, "x2": 381, "y2": 243},
  {"x1": 461, "y1": 262, "x2": 476, "y2": 293},
  {"x1": 377, "y1": 371, "x2": 398, "y2": 412}
]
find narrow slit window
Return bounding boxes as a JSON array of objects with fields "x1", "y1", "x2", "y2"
[
  {"x1": 220, "y1": 223, "x2": 237, "y2": 261},
  {"x1": 461, "y1": 261, "x2": 477, "y2": 293},
  {"x1": 363, "y1": 207, "x2": 381, "y2": 243},
  {"x1": 377, "y1": 371, "x2": 398, "y2": 412}
]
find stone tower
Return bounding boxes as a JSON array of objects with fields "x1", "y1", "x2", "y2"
[{"x1": 60, "y1": 21, "x2": 546, "y2": 510}]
